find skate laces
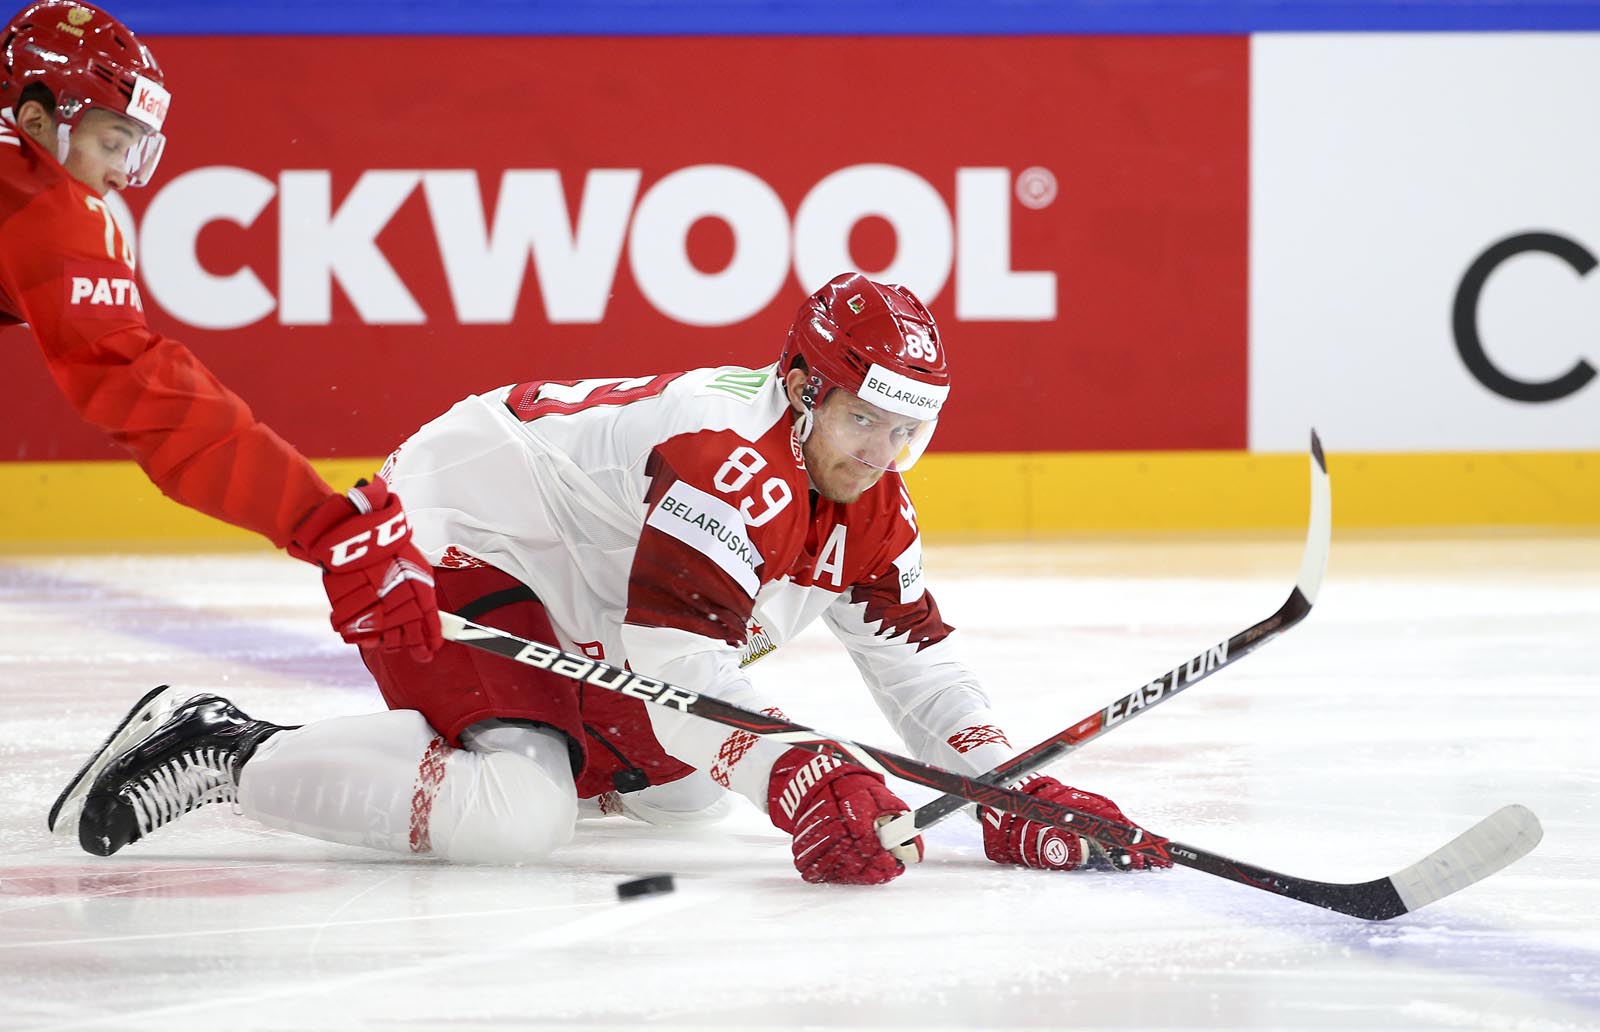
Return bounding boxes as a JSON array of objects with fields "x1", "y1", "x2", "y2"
[{"x1": 125, "y1": 746, "x2": 237, "y2": 835}]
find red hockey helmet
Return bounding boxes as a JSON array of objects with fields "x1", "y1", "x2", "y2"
[
  {"x1": 779, "y1": 272, "x2": 950, "y2": 470},
  {"x1": 1, "y1": 1, "x2": 169, "y2": 186}
]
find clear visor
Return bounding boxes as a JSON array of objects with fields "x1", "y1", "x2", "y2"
[
  {"x1": 811, "y1": 389, "x2": 939, "y2": 472},
  {"x1": 56, "y1": 97, "x2": 167, "y2": 188},
  {"x1": 121, "y1": 129, "x2": 164, "y2": 187}
]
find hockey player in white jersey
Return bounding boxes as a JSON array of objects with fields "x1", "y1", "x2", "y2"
[{"x1": 55, "y1": 273, "x2": 1169, "y2": 884}]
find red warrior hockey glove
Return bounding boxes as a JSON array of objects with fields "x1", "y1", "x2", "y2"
[
  {"x1": 981, "y1": 774, "x2": 1173, "y2": 872},
  {"x1": 767, "y1": 747, "x2": 924, "y2": 885},
  {"x1": 288, "y1": 479, "x2": 442, "y2": 662}
]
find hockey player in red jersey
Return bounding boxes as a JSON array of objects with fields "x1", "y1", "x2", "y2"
[
  {"x1": 0, "y1": 2, "x2": 440, "y2": 660},
  {"x1": 56, "y1": 272, "x2": 1169, "y2": 884}
]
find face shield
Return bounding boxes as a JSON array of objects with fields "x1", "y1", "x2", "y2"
[
  {"x1": 55, "y1": 113, "x2": 165, "y2": 186},
  {"x1": 805, "y1": 362, "x2": 949, "y2": 472},
  {"x1": 54, "y1": 72, "x2": 170, "y2": 187},
  {"x1": 117, "y1": 127, "x2": 164, "y2": 187}
]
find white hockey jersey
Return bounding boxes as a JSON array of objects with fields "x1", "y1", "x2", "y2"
[{"x1": 382, "y1": 364, "x2": 1018, "y2": 810}]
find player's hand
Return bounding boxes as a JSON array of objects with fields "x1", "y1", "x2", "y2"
[
  {"x1": 982, "y1": 774, "x2": 1172, "y2": 872},
  {"x1": 767, "y1": 747, "x2": 923, "y2": 885},
  {"x1": 288, "y1": 478, "x2": 442, "y2": 661}
]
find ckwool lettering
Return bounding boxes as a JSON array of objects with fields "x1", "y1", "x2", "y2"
[{"x1": 133, "y1": 163, "x2": 1058, "y2": 332}]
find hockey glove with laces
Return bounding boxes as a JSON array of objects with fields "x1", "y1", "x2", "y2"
[
  {"x1": 288, "y1": 478, "x2": 442, "y2": 661},
  {"x1": 767, "y1": 747, "x2": 924, "y2": 885},
  {"x1": 982, "y1": 774, "x2": 1172, "y2": 872}
]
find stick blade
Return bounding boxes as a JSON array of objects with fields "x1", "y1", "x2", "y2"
[{"x1": 1390, "y1": 804, "x2": 1543, "y2": 915}]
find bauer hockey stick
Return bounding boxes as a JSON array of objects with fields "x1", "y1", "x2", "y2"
[
  {"x1": 439, "y1": 612, "x2": 1543, "y2": 921},
  {"x1": 877, "y1": 429, "x2": 1331, "y2": 850}
]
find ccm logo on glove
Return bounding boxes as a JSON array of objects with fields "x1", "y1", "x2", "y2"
[
  {"x1": 288, "y1": 478, "x2": 443, "y2": 661},
  {"x1": 328, "y1": 511, "x2": 411, "y2": 567}
]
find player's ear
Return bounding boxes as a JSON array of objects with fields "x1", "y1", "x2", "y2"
[
  {"x1": 14, "y1": 99, "x2": 55, "y2": 151},
  {"x1": 782, "y1": 367, "x2": 808, "y2": 412}
]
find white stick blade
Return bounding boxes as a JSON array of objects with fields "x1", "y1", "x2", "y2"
[{"x1": 1391, "y1": 804, "x2": 1543, "y2": 913}]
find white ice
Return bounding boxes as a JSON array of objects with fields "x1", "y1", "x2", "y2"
[{"x1": 1, "y1": 531, "x2": 1596, "y2": 1030}]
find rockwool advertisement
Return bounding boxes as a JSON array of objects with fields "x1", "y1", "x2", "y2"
[{"x1": 0, "y1": 35, "x2": 1249, "y2": 462}]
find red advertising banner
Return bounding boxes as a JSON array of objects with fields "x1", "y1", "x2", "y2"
[{"x1": 1, "y1": 36, "x2": 1247, "y2": 460}]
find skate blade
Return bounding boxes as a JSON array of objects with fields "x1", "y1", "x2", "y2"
[{"x1": 48, "y1": 685, "x2": 185, "y2": 835}]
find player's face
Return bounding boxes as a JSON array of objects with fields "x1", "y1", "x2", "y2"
[
  {"x1": 800, "y1": 389, "x2": 921, "y2": 504},
  {"x1": 61, "y1": 109, "x2": 141, "y2": 195}
]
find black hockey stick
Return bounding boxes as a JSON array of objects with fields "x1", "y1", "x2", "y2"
[
  {"x1": 878, "y1": 429, "x2": 1331, "y2": 849},
  {"x1": 438, "y1": 611, "x2": 1543, "y2": 920}
]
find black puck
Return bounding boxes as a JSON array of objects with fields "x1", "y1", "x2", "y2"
[{"x1": 616, "y1": 874, "x2": 675, "y2": 900}]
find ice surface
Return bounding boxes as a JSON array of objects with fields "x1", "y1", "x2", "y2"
[{"x1": 1, "y1": 532, "x2": 1596, "y2": 1030}]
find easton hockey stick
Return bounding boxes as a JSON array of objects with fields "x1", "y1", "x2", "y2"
[
  {"x1": 878, "y1": 429, "x2": 1331, "y2": 849},
  {"x1": 438, "y1": 612, "x2": 1543, "y2": 920}
]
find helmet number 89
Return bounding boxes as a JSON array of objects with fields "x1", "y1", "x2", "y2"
[
  {"x1": 904, "y1": 331, "x2": 937, "y2": 362},
  {"x1": 713, "y1": 446, "x2": 793, "y2": 528}
]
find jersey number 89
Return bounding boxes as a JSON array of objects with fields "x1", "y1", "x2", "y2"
[{"x1": 713, "y1": 446, "x2": 792, "y2": 527}]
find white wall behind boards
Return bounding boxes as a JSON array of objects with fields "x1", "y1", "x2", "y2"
[{"x1": 1251, "y1": 34, "x2": 1600, "y2": 452}]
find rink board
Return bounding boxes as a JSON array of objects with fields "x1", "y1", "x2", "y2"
[
  {"x1": 4, "y1": 35, "x2": 1598, "y2": 540},
  {"x1": 0, "y1": 35, "x2": 1249, "y2": 461},
  {"x1": 0, "y1": 449, "x2": 1594, "y2": 550}
]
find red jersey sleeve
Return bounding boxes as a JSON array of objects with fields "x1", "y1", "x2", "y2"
[
  {"x1": 626, "y1": 421, "x2": 808, "y2": 644},
  {"x1": 0, "y1": 158, "x2": 331, "y2": 547}
]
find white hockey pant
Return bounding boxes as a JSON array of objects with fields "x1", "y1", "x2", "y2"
[
  {"x1": 582, "y1": 769, "x2": 733, "y2": 826},
  {"x1": 237, "y1": 710, "x2": 577, "y2": 864}
]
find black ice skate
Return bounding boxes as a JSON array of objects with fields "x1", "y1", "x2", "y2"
[
  {"x1": 48, "y1": 684, "x2": 185, "y2": 836},
  {"x1": 73, "y1": 693, "x2": 282, "y2": 857}
]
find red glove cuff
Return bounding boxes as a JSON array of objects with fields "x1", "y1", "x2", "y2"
[
  {"x1": 288, "y1": 479, "x2": 407, "y2": 570},
  {"x1": 286, "y1": 478, "x2": 443, "y2": 661}
]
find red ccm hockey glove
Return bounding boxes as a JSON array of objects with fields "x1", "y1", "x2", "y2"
[
  {"x1": 288, "y1": 479, "x2": 442, "y2": 661},
  {"x1": 767, "y1": 747, "x2": 924, "y2": 885},
  {"x1": 982, "y1": 774, "x2": 1173, "y2": 872}
]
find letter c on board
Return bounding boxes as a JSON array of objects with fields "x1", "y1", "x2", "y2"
[{"x1": 1452, "y1": 231, "x2": 1597, "y2": 402}]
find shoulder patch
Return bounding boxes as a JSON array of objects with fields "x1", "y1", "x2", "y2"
[
  {"x1": 646, "y1": 479, "x2": 764, "y2": 596},
  {"x1": 697, "y1": 367, "x2": 773, "y2": 404}
]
